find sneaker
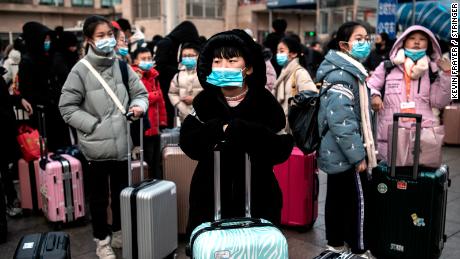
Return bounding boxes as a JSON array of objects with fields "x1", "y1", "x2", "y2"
[
  {"x1": 111, "y1": 230, "x2": 122, "y2": 249},
  {"x1": 356, "y1": 250, "x2": 376, "y2": 259},
  {"x1": 95, "y1": 236, "x2": 116, "y2": 259},
  {"x1": 326, "y1": 245, "x2": 348, "y2": 253},
  {"x1": 6, "y1": 205, "x2": 22, "y2": 217}
]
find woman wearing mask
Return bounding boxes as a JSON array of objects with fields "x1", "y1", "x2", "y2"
[
  {"x1": 112, "y1": 21, "x2": 131, "y2": 64},
  {"x1": 367, "y1": 25, "x2": 451, "y2": 161},
  {"x1": 168, "y1": 42, "x2": 203, "y2": 123},
  {"x1": 180, "y1": 30, "x2": 293, "y2": 238},
  {"x1": 131, "y1": 47, "x2": 167, "y2": 179},
  {"x1": 316, "y1": 21, "x2": 377, "y2": 258},
  {"x1": 272, "y1": 36, "x2": 317, "y2": 129},
  {"x1": 59, "y1": 15, "x2": 148, "y2": 259}
]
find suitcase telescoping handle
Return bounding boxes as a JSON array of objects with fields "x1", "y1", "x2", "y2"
[
  {"x1": 213, "y1": 149, "x2": 251, "y2": 221},
  {"x1": 126, "y1": 112, "x2": 145, "y2": 186},
  {"x1": 36, "y1": 105, "x2": 48, "y2": 169},
  {"x1": 390, "y1": 113, "x2": 422, "y2": 180}
]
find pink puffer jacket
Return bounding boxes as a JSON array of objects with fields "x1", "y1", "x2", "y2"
[{"x1": 367, "y1": 25, "x2": 451, "y2": 161}]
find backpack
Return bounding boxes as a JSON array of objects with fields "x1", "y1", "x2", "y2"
[{"x1": 380, "y1": 60, "x2": 438, "y2": 100}]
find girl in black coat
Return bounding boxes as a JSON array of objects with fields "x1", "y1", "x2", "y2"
[{"x1": 180, "y1": 30, "x2": 294, "y2": 237}]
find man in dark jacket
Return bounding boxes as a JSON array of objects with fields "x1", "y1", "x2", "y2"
[
  {"x1": 263, "y1": 19, "x2": 287, "y2": 76},
  {"x1": 19, "y1": 22, "x2": 71, "y2": 151},
  {"x1": 154, "y1": 21, "x2": 200, "y2": 128}
]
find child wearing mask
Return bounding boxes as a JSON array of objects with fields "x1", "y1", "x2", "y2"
[
  {"x1": 316, "y1": 21, "x2": 377, "y2": 258},
  {"x1": 131, "y1": 47, "x2": 167, "y2": 179},
  {"x1": 367, "y1": 25, "x2": 451, "y2": 161},
  {"x1": 179, "y1": 29, "x2": 294, "y2": 239},
  {"x1": 59, "y1": 15, "x2": 148, "y2": 259},
  {"x1": 168, "y1": 42, "x2": 203, "y2": 123}
]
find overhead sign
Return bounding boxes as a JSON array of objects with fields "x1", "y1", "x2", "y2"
[
  {"x1": 267, "y1": 0, "x2": 315, "y2": 9},
  {"x1": 377, "y1": 0, "x2": 397, "y2": 39}
]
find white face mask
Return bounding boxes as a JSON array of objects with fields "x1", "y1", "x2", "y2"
[{"x1": 94, "y1": 37, "x2": 116, "y2": 54}]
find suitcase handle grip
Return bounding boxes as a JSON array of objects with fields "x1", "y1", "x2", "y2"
[
  {"x1": 390, "y1": 113, "x2": 422, "y2": 180},
  {"x1": 210, "y1": 217, "x2": 262, "y2": 228}
]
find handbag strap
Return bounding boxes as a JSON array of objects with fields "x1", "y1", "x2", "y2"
[{"x1": 80, "y1": 59, "x2": 127, "y2": 115}]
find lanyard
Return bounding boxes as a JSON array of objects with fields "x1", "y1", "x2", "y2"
[{"x1": 403, "y1": 58, "x2": 415, "y2": 102}]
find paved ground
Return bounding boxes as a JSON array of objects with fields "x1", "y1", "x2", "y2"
[{"x1": 1, "y1": 146, "x2": 459, "y2": 258}]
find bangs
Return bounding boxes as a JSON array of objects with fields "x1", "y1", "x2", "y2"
[{"x1": 213, "y1": 46, "x2": 243, "y2": 59}]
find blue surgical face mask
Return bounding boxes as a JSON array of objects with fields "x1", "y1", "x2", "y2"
[
  {"x1": 94, "y1": 37, "x2": 116, "y2": 54},
  {"x1": 117, "y1": 47, "x2": 129, "y2": 57},
  {"x1": 276, "y1": 53, "x2": 288, "y2": 66},
  {"x1": 44, "y1": 41, "x2": 51, "y2": 52},
  {"x1": 139, "y1": 61, "x2": 154, "y2": 71},
  {"x1": 181, "y1": 57, "x2": 197, "y2": 69},
  {"x1": 404, "y1": 48, "x2": 427, "y2": 62},
  {"x1": 349, "y1": 40, "x2": 371, "y2": 60},
  {"x1": 206, "y1": 67, "x2": 245, "y2": 88}
]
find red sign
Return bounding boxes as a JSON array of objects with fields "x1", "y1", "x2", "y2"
[{"x1": 397, "y1": 181, "x2": 408, "y2": 190}]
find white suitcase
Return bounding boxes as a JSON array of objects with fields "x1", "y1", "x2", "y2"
[{"x1": 120, "y1": 114, "x2": 178, "y2": 259}]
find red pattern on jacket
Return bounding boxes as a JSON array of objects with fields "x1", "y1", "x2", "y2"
[{"x1": 132, "y1": 65, "x2": 167, "y2": 136}]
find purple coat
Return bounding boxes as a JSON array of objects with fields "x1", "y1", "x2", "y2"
[{"x1": 367, "y1": 25, "x2": 451, "y2": 161}]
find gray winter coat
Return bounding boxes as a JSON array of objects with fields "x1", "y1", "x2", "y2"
[
  {"x1": 59, "y1": 48, "x2": 148, "y2": 161},
  {"x1": 316, "y1": 50, "x2": 371, "y2": 174}
]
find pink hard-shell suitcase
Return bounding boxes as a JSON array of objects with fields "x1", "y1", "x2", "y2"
[
  {"x1": 18, "y1": 158, "x2": 43, "y2": 211},
  {"x1": 40, "y1": 154, "x2": 85, "y2": 223},
  {"x1": 273, "y1": 147, "x2": 319, "y2": 229}
]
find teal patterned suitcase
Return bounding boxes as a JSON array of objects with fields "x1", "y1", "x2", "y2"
[{"x1": 188, "y1": 152, "x2": 288, "y2": 259}]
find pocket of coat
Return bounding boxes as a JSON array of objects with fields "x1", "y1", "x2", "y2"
[{"x1": 384, "y1": 80, "x2": 402, "y2": 94}]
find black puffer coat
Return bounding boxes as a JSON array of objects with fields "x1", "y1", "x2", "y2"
[{"x1": 180, "y1": 30, "x2": 294, "y2": 237}]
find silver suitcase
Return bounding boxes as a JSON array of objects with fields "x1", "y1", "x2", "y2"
[{"x1": 121, "y1": 114, "x2": 178, "y2": 259}]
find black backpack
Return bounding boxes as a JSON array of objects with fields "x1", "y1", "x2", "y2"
[{"x1": 380, "y1": 60, "x2": 438, "y2": 100}]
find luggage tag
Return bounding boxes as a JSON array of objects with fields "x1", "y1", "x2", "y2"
[{"x1": 400, "y1": 101, "x2": 416, "y2": 122}]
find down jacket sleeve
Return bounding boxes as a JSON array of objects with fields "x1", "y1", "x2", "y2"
[
  {"x1": 366, "y1": 62, "x2": 386, "y2": 96},
  {"x1": 59, "y1": 70, "x2": 99, "y2": 134},
  {"x1": 180, "y1": 114, "x2": 226, "y2": 161},
  {"x1": 127, "y1": 65, "x2": 149, "y2": 113},
  {"x1": 168, "y1": 73, "x2": 189, "y2": 116},
  {"x1": 324, "y1": 84, "x2": 366, "y2": 166},
  {"x1": 430, "y1": 71, "x2": 452, "y2": 109}
]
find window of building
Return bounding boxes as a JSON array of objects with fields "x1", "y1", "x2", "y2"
[
  {"x1": 72, "y1": 0, "x2": 93, "y2": 7},
  {"x1": 102, "y1": 0, "x2": 121, "y2": 7},
  {"x1": 136, "y1": 0, "x2": 160, "y2": 18},
  {"x1": 40, "y1": 0, "x2": 64, "y2": 6},
  {"x1": 186, "y1": 0, "x2": 223, "y2": 19}
]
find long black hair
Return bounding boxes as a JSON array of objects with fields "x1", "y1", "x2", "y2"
[{"x1": 279, "y1": 35, "x2": 308, "y2": 70}]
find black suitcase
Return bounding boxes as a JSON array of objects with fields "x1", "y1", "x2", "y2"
[
  {"x1": 14, "y1": 232, "x2": 71, "y2": 259},
  {"x1": 370, "y1": 113, "x2": 450, "y2": 259}
]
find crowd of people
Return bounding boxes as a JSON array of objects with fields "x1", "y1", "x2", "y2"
[{"x1": 0, "y1": 15, "x2": 453, "y2": 259}]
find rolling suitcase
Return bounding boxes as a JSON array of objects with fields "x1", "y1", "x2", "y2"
[
  {"x1": 18, "y1": 159, "x2": 42, "y2": 211},
  {"x1": 188, "y1": 151, "x2": 288, "y2": 259},
  {"x1": 35, "y1": 109, "x2": 86, "y2": 224},
  {"x1": 121, "y1": 114, "x2": 178, "y2": 259},
  {"x1": 160, "y1": 128, "x2": 180, "y2": 151},
  {"x1": 13, "y1": 232, "x2": 71, "y2": 259},
  {"x1": 273, "y1": 147, "x2": 318, "y2": 229},
  {"x1": 370, "y1": 113, "x2": 450, "y2": 259},
  {"x1": 162, "y1": 145, "x2": 197, "y2": 235},
  {"x1": 443, "y1": 104, "x2": 460, "y2": 144}
]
